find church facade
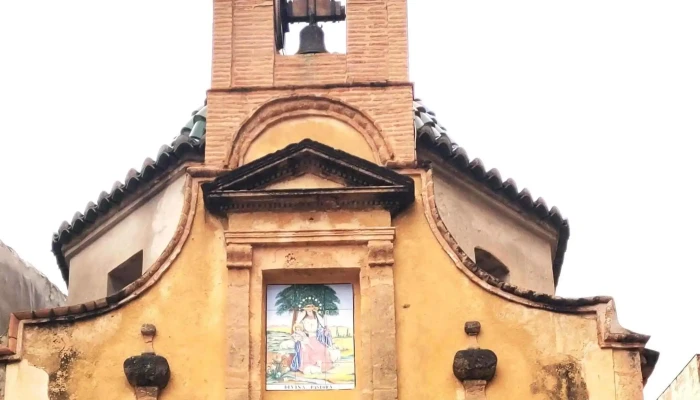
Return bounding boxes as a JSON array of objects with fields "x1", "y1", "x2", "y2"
[{"x1": 0, "y1": 1, "x2": 657, "y2": 399}]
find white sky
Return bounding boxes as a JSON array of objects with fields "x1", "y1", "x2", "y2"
[{"x1": 0, "y1": 1, "x2": 698, "y2": 397}]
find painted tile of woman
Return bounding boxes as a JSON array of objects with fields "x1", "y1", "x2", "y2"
[{"x1": 290, "y1": 304, "x2": 334, "y2": 374}]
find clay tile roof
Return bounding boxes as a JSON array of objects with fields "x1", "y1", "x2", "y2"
[
  {"x1": 51, "y1": 104, "x2": 207, "y2": 283},
  {"x1": 52, "y1": 99, "x2": 568, "y2": 287},
  {"x1": 413, "y1": 99, "x2": 569, "y2": 285}
]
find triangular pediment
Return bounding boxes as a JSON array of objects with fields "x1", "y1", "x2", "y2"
[{"x1": 203, "y1": 139, "x2": 414, "y2": 215}]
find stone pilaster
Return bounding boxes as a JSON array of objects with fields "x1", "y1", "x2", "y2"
[
  {"x1": 225, "y1": 243, "x2": 252, "y2": 400},
  {"x1": 367, "y1": 240, "x2": 398, "y2": 399}
]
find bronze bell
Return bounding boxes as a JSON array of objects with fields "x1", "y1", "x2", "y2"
[{"x1": 297, "y1": 23, "x2": 328, "y2": 54}]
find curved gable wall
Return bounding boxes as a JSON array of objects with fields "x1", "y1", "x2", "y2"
[
  {"x1": 2, "y1": 172, "x2": 647, "y2": 400},
  {"x1": 430, "y1": 160, "x2": 558, "y2": 294},
  {"x1": 66, "y1": 174, "x2": 187, "y2": 305}
]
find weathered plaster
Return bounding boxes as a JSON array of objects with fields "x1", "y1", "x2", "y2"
[
  {"x1": 243, "y1": 116, "x2": 376, "y2": 166},
  {"x1": 3, "y1": 359, "x2": 49, "y2": 400},
  {"x1": 229, "y1": 96, "x2": 395, "y2": 168},
  {"x1": 659, "y1": 355, "x2": 700, "y2": 400},
  {"x1": 430, "y1": 159, "x2": 558, "y2": 294},
  {"x1": 66, "y1": 174, "x2": 187, "y2": 305},
  {"x1": 1, "y1": 172, "x2": 649, "y2": 400},
  {"x1": 12, "y1": 186, "x2": 228, "y2": 400}
]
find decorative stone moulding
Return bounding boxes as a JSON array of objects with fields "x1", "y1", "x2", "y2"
[
  {"x1": 211, "y1": 144, "x2": 405, "y2": 398},
  {"x1": 367, "y1": 240, "x2": 394, "y2": 267},
  {"x1": 227, "y1": 95, "x2": 395, "y2": 168},
  {"x1": 203, "y1": 139, "x2": 415, "y2": 216},
  {"x1": 417, "y1": 168, "x2": 659, "y2": 383},
  {"x1": 0, "y1": 175, "x2": 199, "y2": 362},
  {"x1": 226, "y1": 243, "x2": 253, "y2": 269},
  {"x1": 453, "y1": 321, "x2": 497, "y2": 400},
  {"x1": 123, "y1": 324, "x2": 171, "y2": 400}
]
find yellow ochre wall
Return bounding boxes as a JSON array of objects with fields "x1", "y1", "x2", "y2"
[
  {"x1": 243, "y1": 116, "x2": 376, "y2": 165},
  {"x1": 5, "y1": 191, "x2": 230, "y2": 400},
  {"x1": 1, "y1": 116, "x2": 645, "y2": 400},
  {"x1": 3, "y1": 174, "x2": 644, "y2": 400}
]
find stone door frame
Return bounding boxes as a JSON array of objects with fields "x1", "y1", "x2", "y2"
[{"x1": 224, "y1": 225, "x2": 398, "y2": 400}]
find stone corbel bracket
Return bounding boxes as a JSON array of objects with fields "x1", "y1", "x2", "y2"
[
  {"x1": 453, "y1": 321, "x2": 497, "y2": 400},
  {"x1": 226, "y1": 243, "x2": 253, "y2": 269},
  {"x1": 123, "y1": 324, "x2": 171, "y2": 400}
]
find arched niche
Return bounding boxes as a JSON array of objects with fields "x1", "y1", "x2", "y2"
[{"x1": 227, "y1": 96, "x2": 394, "y2": 168}]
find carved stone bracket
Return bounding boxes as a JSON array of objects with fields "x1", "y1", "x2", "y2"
[
  {"x1": 367, "y1": 240, "x2": 394, "y2": 267},
  {"x1": 226, "y1": 243, "x2": 253, "y2": 269},
  {"x1": 123, "y1": 324, "x2": 170, "y2": 400},
  {"x1": 453, "y1": 321, "x2": 497, "y2": 400}
]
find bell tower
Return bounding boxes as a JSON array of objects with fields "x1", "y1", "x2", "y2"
[{"x1": 206, "y1": 0, "x2": 415, "y2": 168}]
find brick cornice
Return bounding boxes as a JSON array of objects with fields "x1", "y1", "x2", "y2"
[{"x1": 207, "y1": 81, "x2": 414, "y2": 94}]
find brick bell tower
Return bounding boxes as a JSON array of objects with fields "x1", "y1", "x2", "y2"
[{"x1": 206, "y1": 0, "x2": 415, "y2": 169}]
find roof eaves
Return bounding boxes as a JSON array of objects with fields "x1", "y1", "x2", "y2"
[
  {"x1": 413, "y1": 99, "x2": 569, "y2": 286},
  {"x1": 51, "y1": 105, "x2": 208, "y2": 283}
]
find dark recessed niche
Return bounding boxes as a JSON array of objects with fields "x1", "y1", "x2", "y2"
[
  {"x1": 474, "y1": 248, "x2": 510, "y2": 283},
  {"x1": 107, "y1": 250, "x2": 144, "y2": 296}
]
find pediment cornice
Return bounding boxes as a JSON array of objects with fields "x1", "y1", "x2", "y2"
[{"x1": 202, "y1": 139, "x2": 415, "y2": 215}]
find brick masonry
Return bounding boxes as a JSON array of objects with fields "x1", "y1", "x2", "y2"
[
  {"x1": 212, "y1": 0, "x2": 409, "y2": 88},
  {"x1": 211, "y1": 0, "x2": 233, "y2": 89},
  {"x1": 208, "y1": 0, "x2": 413, "y2": 166},
  {"x1": 206, "y1": 85, "x2": 416, "y2": 166}
]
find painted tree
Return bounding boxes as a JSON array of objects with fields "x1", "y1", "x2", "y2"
[{"x1": 274, "y1": 284, "x2": 341, "y2": 332}]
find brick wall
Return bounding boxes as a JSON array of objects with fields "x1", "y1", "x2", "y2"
[
  {"x1": 211, "y1": 0, "x2": 233, "y2": 89},
  {"x1": 208, "y1": 0, "x2": 414, "y2": 166},
  {"x1": 206, "y1": 85, "x2": 415, "y2": 166},
  {"x1": 273, "y1": 54, "x2": 348, "y2": 86},
  {"x1": 212, "y1": 0, "x2": 409, "y2": 87}
]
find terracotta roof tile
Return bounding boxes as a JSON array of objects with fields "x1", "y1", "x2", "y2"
[
  {"x1": 413, "y1": 98, "x2": 569, "y2": 285},
  {"x1": 51, "y1": 104, "x2": 207, "y2": 282},
  {"x1": 52, "y1": 99, "x2": 568, "y2": 286}
]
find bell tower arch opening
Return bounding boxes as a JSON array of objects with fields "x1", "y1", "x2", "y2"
[{"x1": 275, "y1": 0, "x2": 347, "y2": 55}]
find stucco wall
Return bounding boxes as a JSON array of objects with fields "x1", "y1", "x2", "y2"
[
  {"x1": 65, "y1": 174, "x2": 187, "y2": 305},
  {"x1": 430, "y1": 159, "x2": 558, "y2": 294},
  {"x1": 0, "y1": 240, "x2": 66, "y2": 336},
  {"x1": 244, "y1": 116, "x2": 376, "y2": 165},
  {"x1": 1, "y1": 173, "x2": 645, "y2": 400},
  {"x1": 659, "y1": 355, "x2": 700, "y2": 400}
]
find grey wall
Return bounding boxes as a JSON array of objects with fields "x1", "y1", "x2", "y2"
[
  {"x1": 65, "y1": 174, "x2": 187, "y2": 305},
  {"x1": 428, "y1": 157, "x2": 559, "y2": 295},
  {"x1": 0, "y1": 240, "x2": 66, "y2": 336}
]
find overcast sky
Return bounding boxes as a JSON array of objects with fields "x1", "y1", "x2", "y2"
[{"x1": 0, "y1": 1, "x2": 698, "y2": 397}]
